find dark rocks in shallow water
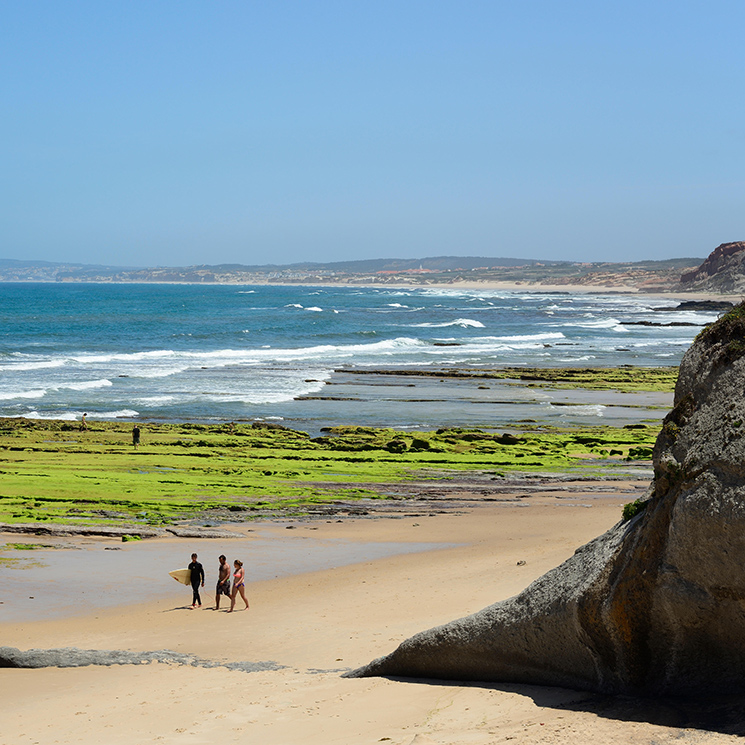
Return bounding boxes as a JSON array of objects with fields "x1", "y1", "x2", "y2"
[
  {"x1": 623, "y1": 320, "x2": 702, "y2": 327},
  {"x1": 347, "y1": 303, "x2": 745, "y2": 696},
  {"x1": 250, "y1": 421, "x2": 294, "y2": 432},
  {"x1": 0, "y1": 646, "x2": 283, "y2": 673},
  {"x1": 653, "y1": 300, "x2": 734, "y2": 312}
]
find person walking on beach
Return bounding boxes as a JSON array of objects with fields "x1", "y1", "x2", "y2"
[
  {"x1": 215, "y1": 554, "x2": 231, "y2": 610},
  {"x1": 188, "y1": 553, "x2": 205, "y2": 608},
  {"x1": 229, "y1": 559, "x2": 249, "y2": 612},
  {"x1": 132, "y1": 425, "x2": 141, "y2": 449},
  {"x1": 80, "y1": 413, "x2": 87, "y2": 431}
]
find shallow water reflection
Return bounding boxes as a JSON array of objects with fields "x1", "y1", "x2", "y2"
[{"x1": 0, "y1": 529, "x2": 454, "y2": 623}]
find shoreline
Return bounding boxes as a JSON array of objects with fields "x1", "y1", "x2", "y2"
[
  {"x1": 2, "y1": 277, "x2": 742, "y2": 299},
  {"x1": 0, "y1": 522, "x2": 460, "y2": 624},
  {"x1": 4, "y1": 493, "x2": 742, "y2": 744}
]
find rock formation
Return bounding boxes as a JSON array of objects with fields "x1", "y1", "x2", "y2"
[
  {"x1": 679, "y1": 241, "x2": 745, "y2": 292},
  {"x1": 347, "y1": 304, "x2": 745, "y2": 695},
  {"x1": 0, "y1": 646, "x2": 282, "y2": 673}
]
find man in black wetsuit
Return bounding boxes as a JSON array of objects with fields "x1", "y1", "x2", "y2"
[{"x1": 188, "y1": 553, "x2": 205, "y2": 608}]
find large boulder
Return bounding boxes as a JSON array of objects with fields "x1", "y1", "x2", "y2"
[{"x1": 347, "y1": 305, "x2": 745, "y2": 695}]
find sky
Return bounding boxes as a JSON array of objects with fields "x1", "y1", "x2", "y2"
[{"x1": 2, "y1": 1, "x2": 744, "y2": 267}]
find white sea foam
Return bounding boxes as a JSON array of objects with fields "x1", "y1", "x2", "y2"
[
  {"x1": 20, "y1": 411, "x2": 79, "y2": 421},
  {"x1": 558, "y1": 317, "x2": 622, "y2": 329},
  {"x1": 305, "y1": 306, "x2": 323, "y2": 312},
  {"x1": 0, "y1": 389, "x2": 46, "y2": 400},
  {"x1": 631, "y1": 339, "x2": 693, "y2": 348},
  {"x1": 486, "y1": 332, "x2": 565, "y2": 342},
  {"x1": 557, "y1": 404, "x2": 605, "y2": 417},
  {"x1": 71, "y1": 350, "x2": 178, "y2": 364},
  {"x1": 0, "y1": 358, "x2": 66, "y2": 372},
  {"x1": 240, "y1": 337, "x2": 427, "y2": 362},
  {"x1": 199, "y1": 391, "x2": 299, "y2": 404},
  {"x1": 134, "y1": 365, "x2": 192, "y2": 379},
  {"x1": 409, "y1": 318, "x2": 485, "y2": 329},
  {"x1": 97, "y1": 409, "x2": 139, "y2": 419},
  {"x1": 63, "y1": 379, "x2": 113, "y2": 391},
  {"x1": 22, "y1": 408, "x2": 137, "y2": 420}
]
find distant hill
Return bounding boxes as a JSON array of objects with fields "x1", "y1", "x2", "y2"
[
  {"x1": 0, "y1": 254, "x2": 705, "y2": 290},
  {"x1": 191, "y1": 256, "x2": 553, "y2": 272}
]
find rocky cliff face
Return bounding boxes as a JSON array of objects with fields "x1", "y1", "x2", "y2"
[
  {"x1": 679, "y1": 242, "x2": 745, "y2": 292},
  {"x1": 348, "y1": 305, "x2": 745, "y2": 695}
]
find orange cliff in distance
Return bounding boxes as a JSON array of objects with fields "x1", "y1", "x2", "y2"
[{"x1": 679, "y1": 241, "x2": 745, "y2": 292}]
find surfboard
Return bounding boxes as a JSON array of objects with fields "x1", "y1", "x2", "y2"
[{"x1": 169, "y1": 568, "x2": 191, "y2": 585}]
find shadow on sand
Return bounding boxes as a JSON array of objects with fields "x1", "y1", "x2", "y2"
[{"x1": 379, "y1": 677, "x2": 745, "y2": 736}]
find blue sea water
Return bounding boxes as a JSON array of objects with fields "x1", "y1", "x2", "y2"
[{"x1": 0, "y1": 283, "x2": 717, "y2": 433}]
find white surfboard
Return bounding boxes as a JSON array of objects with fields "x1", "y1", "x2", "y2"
[{"x1": 169, "y1": 568, "x2": 191, "y2": 585}]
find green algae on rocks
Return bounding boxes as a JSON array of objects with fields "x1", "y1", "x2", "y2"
[
  {"x1": 337, "y1": 366, "x2": 678, "y2": 392},
  {"x1": 0, "y1": 419, "x2": 659, "y2": 527}
]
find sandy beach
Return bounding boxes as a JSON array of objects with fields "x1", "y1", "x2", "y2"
[
  {"x1": 6, "y1": 3, "x2": 744, "y2": 742},
  {"x1": 2, "y1": 485, "x2": 741, "y2": 745}
]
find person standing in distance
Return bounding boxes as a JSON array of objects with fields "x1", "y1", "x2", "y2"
[
  {"x1": 188, "y1": 553, "x2": 205, "y2": 608},
  {"x1": 229, "y1": 559, "x2": 249, "y2": 612},
  {"x1": 214, "y1": 554, "x2": 231, "y2": 610}
]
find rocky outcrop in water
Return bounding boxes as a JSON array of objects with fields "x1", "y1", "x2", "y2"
[
  {"x1": 679, "y1": 242, "x2": 745, "y2": 292},
  {"x1": 347, "y1": 304, "x2": 745, "y2": 695},
  {"x1": 0, "y1": 646, "x2": 283, "y2": 673},
  {"x1": 0, "y1": 523, "x2": 239, "y2": 540}
]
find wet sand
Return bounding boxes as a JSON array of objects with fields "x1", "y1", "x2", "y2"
[
  {"x1": 0, "y1": 528, "x2": 452, "y2": 623},
  {"x1": 3, "y1": 486, "x2": 742, "y2": 744}
]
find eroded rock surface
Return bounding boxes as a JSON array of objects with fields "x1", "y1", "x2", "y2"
[
  {"x1": 348, "y1": 305, "x2": 745, "y2": 695},
  {"x1": 679, "y1": 241, "x2": 745, "y2": 292}
]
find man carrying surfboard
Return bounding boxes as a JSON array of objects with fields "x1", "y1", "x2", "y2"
[{"x1": 188, "y1": 553, "x2": 205, "y2": 608}]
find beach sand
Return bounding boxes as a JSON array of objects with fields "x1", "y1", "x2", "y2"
[{"x1": 2, "y1": 489, "x2": 741, "y2": 745}]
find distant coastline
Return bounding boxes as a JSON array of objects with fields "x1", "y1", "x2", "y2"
[
  {"x1": 0, "y1": 255, "x2": 706, "y2": 293},
  {"x1": 0, "y1": 278, "x2": 737, "y2": 300}
]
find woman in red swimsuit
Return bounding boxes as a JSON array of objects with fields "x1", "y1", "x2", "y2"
[{"x1": 229, "y1": 559, "x2": 250, "y2": 612}]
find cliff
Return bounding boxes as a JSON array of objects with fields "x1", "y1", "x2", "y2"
[
  {"x1": 348, "y1": 303, "x2": 745, "y2": 695},
  {"x1": 679, "y1": 241, "x2": 745, "y2": 292}
]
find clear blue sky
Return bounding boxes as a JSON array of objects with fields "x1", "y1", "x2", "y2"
[{"x1": 2, "y1": 1, "x2": 743, "y2": 267}]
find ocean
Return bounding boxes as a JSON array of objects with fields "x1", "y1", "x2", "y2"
[{"x1": 0, "y1": 283, "x2": 717, "y2": 434}]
